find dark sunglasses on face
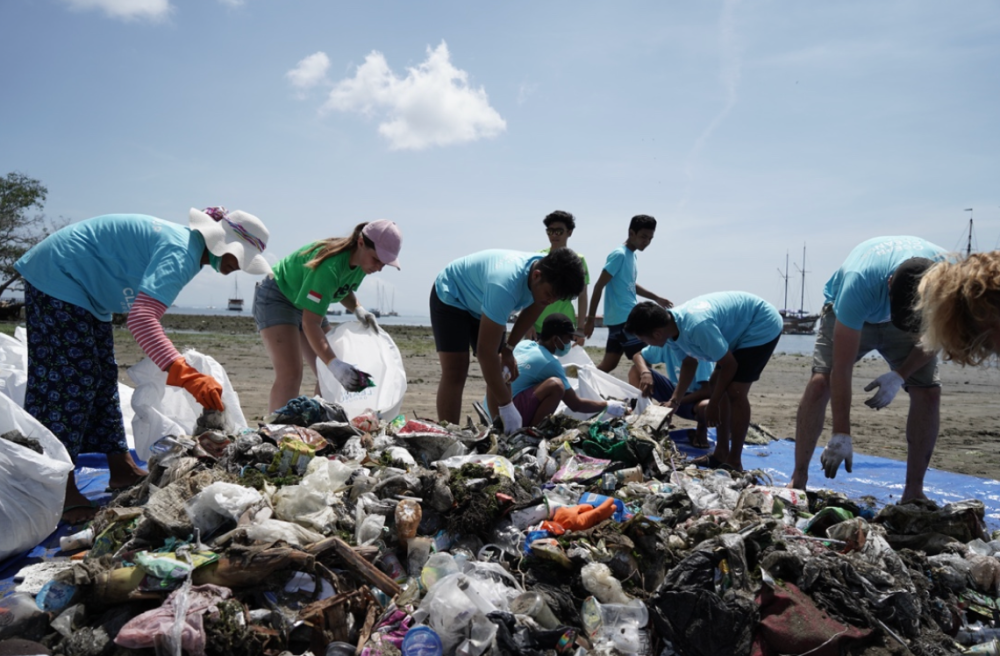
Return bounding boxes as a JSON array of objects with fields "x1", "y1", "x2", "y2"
[{"x1": 546, "y1": 228, "x2": 566, "y2": 236}]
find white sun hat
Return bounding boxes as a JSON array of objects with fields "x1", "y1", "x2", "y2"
[{"x1": 188, "y1": 207, "x2": 271, "y2": 275}]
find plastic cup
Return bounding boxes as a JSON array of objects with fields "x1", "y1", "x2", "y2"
[{"x1": 511, "y1": 591, "x2": 560, "y2": 629}]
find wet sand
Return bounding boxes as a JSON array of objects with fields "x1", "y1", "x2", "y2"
[{"x1": 7, "y1": 313, "x2": 1000, "y2": 480}]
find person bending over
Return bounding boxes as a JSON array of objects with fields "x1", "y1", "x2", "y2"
[{"x1": 629, "y1": 340, "x2": 715, "y2": 447}]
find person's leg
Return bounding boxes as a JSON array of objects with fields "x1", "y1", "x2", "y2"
[
  {"x1": 298, "y1": 328, "x2": 323, "y2": 397},
  {"x1": 529, "y1": 378, "x2": 566, "y2": 426},
  {"x1": 597, "y1": 324, "x2": 625, "y2": 373},
  {"x1": 711, "y1": 393, "x2": 732, "y2": 465},
  {"x1": 437, "y1": 351, "x2": 470, "y2": 424},
  {"x1": 722, "y1": 381, "x2": 753, "y2": 471},
  {"x1": 790, "y1": 372, "x2": 830, "y2": 489},
  {"x1": 596, "y1": 350, "x2": 622, "y2": 373},
  {"x1": 693, "y1": 399, "x2": 710, "y2": 447},
  {"x1": 261, "y1": 324, "x2": 305, "y2": 413},
  {"x1": 903, "y1": 386, "x2": 940, "y2": 502}
]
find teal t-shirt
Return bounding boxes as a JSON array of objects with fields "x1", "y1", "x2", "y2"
[
  {"x1": 823, "y1": 236, "x2": 946, "y2": 331},
  {"x1": 15, "y1": 214, "x2": 204, "y2": 321},
  {"x1": 435, "y1": 250, "x2": 543, "y2": 325},
  {"x1": 511, "y1": 340, "x2": 570, "y2": 397},
  {"x1": 640, "y1": 342, "x2": 714, "y2": 390},
  {"x1": 601, "y1": 244, "x2": 637, "y2": 326},
  {"x1": 670, "y1": 292, "x2": 783, "y2": 362},
  {"x1": 535, "y1": 249, "x2": 590, "y2": 332},
  {"x1": 272, "y1": 245, "x2": 366, "y2": 315}
]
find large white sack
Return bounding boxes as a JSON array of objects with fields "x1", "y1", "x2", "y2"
[
  {"x1": 128, "y1": 349, "x2": 246, "y2": 462},
  {"x1": 316, "y1": 322, "x2": 407, "y2": 420},
  {"x1": 0, "y1": 327, "x2": 136, "y2": 450},
  {"x1": 0, "y1": 392, "x2": 74, "y2": 561},
  {"x1": 556, "y1": 344, "x2": 640, "y2": 420}
]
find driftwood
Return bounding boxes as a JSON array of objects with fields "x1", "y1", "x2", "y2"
[{"x1": 308, "y1": 535, "x2": 401, "y2": 597}]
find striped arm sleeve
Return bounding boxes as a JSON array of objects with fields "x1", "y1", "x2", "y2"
[{"x1": 126, "y1": 293, "x2": 182, "y2": 371}]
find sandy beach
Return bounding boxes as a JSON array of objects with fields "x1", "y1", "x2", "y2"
[{"x1": 5, "y1": 313, "x2": 1000, "y2": 480}]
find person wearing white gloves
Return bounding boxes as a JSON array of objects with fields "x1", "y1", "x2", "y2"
[
  {"x1": 484, "y1": 313, "x2": 626, "y2": 428},
  {"x1": 625, "y1": 293, "x2": 783, "y2": 472},
  {"x1": 431, "y1": 249, "x2": 586, "y2": 434},
  {"x1": 253, "y1": 220, "x2": 402, "y2": 412},
  {"x1": 788, "y1": 236, "x2": 945, "y2": 503}
]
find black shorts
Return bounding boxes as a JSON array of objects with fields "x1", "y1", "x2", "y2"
[
  {"x1": 605, "y1": 322, "x2": 646, "y2": 359},
  {"x1": 731, "y1": 334, "x2": 780, "y2": 383},
  {"x1": 429, "y1": 286, "x2": 505, "y2": 355}
]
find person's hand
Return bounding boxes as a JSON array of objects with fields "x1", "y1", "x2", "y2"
[
  {"x1": 501, "y1": 347, "x2": 519, "y2": 383},
  {"x1": 497, "y1": 402, "x2": 522, "y2": 435},
  {"x1": 573, "y1": 334, "x2": 586, "y2": 347},
  {"x1": 657, "y1": 296, "x2": 674, "y2": 309},
  {"x1": 820, "y1": 433, "x2": 853, "y2": 478},
  {"x1": 542, "y1": 499, "x2": 616, "y2": 534},
  {"x1": 864, "y1": 371, "x2": 904, "y2": 410},
  {"x1": 584, "y1": 316, "x2": 595, "y2": 339},
  {"x1": 354, "y1": 306, "x2": 379, "y2": 332},
  {"x1": 604, "y1": 400, "x2": 628, "y2": 418},
  {"x1": 327, "y1": 358, "x2": 369, "y2": 392},
  {"x1": 167, "y1": 358, "x2": 224, "y2": 411},
  {"x1": 637, "y1": 370, "x2": 655, "y2": 397}
]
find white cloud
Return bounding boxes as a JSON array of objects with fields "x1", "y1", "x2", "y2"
[
  {"x1": 286, "y1": 52, "x2": 331, "y2": 93},
  {"x1": 62, "y1": 0, "x2": 171, "y2": 21},
  {"x1": 517, "y1": 82, "x2": 538, "y2": 106},
  {"x1": 324, "y1": 41, "x2": 506, "y2": 150}
]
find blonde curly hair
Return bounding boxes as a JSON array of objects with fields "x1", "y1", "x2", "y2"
[{"x1": 917, "y1": 251, "x2": 1000, "y2": 366}]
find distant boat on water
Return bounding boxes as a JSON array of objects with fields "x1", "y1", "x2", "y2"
[
  {"x1": 778, "y1": 245, "x2": 819, "y2": 335},
  {"x1": 227, "y1": 277, "x2": 244, "y2": 312}
]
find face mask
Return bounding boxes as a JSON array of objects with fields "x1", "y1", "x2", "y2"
[
  {"x1": 554, "y1": 341, "x2": 572, "y2": 357},
  {"x1": 208, "y1": 253, "x2": 223, "y2": 272}
]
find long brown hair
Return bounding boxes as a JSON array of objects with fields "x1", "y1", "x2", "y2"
[
  {"x1": 918, "y1": 251, "x2": 1000, "y2": 365},
  {"x1": 303, "y1": 222, "x2": 369, "y2": 269}
]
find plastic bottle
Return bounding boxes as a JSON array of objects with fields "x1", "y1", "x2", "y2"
[
  {"x1": 395, "y1": 498, "x2": 422, "y2": 541},
  {"x1": 964, "y1": 639, "x2": 1000, "y2": 656},
  {"x1": 510, "y1": 591, "x2": 560, "y2": 629},
  {"x1": 510, "y1": 503, "x2": 549, "y2": 529},
  {"x1": 456, "y1": 575, "x2": 497, "y2": 615},
  {"x1": 0, "y1": 592, "x2": 45, "y2": 640},
  {"x1": 401, "y1": 625, "x2": 443, "y2": 656},
  {"x1": 59, "y1": 527, "x2": 95, "y2": 551}
]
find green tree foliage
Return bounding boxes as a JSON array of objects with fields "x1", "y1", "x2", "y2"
[{"x1": 0, "y1": 172, "x2": 65, "y2": 296}]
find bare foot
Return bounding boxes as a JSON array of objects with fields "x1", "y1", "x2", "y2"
[
  {"x1": 62, "y1": 475, "x2": 98, "y2": 524},
  {"x1": 106, "y1": 452, "x2": 148, "y2": 490}
]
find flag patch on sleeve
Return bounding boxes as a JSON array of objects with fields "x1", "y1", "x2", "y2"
[{"x1": 307, "y1": 290, "x2": 322, "y2": 304}]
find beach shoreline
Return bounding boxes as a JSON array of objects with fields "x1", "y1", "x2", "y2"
[{"x1": 4, "y1": 313, "x2": 1000, "y2": 482}]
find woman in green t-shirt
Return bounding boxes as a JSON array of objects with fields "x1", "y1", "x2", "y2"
[{"x1": 253, "y1": 220, "x2": 402, "y2": 412}]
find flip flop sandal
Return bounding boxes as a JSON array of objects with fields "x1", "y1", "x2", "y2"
[
  {"x1": 61, "y1": 500, "x2": 98, "y2": 525},
  {"x1": 690, "y1": 454, "x2": 734, "y2": 471}
]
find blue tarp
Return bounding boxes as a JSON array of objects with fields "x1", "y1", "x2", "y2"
[{"x1": 3, "y1": 434, "x2": 999, "y2": 598}]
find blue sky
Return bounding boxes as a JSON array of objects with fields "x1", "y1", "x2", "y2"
[{"x1": 3, "y1": 0, "x2": 999, "y2": 316}]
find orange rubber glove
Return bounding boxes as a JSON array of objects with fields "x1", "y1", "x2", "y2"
[
  {"x1": 541, "y1": 498, "x2": 616, "y2": 535},
  {"x1": 167, "y1": 358, "x2": 224, "y2": 411}
]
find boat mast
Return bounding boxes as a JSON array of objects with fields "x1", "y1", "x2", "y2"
[
  {"x1": 965, "y1": 208, "x2": 974, "y2": 257},
  {"x1": 799, "y1": 243, "x2": 808, "y2": 314},
  {"x1": 777, "y1": 251, "x2": 789, "y2": 312}
]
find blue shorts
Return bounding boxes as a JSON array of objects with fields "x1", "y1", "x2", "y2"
[
  {"x1": 605, "y1": 322, "x2": 646, "y2": 359},
  {"x1": 646, "y1": 370, "x2": 699, "y2": 421}
]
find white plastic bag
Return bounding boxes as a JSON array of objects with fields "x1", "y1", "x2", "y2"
[
  {"x1": 316, "y1": 322, "x2": 407, "y2": 420},
  {"x1": 0, "y1": 393, "x2": 75, "y2": 561},
  {"x1": 129, "y1": 349, "x2": 246, "y2": 462}
]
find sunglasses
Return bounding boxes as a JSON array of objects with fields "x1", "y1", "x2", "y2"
[{"x1": 545, "y1": 228, "x2": 566, "y2": 236}]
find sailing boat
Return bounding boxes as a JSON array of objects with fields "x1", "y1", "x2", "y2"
[
  {"x1": 227, "y1": 276, "x2": 244, "y2": 312},
  {"x1": 386, "y1": 288, "x2": 399, "y2": 317},
  {"x1": 777, "y1": 244, "x2": 820, "y2": 335}
]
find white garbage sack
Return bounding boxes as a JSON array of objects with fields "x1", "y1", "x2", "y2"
[
  {"x1": 554, "y1": 345, "x2": 640, "y2": 420},
  {"x1": 316, "y1": 322, "x2": 407, "y2": 420},
  {"x1": 128, "y1": 349, "x2": 246, "y2": 462},
  {"x1": 0, "y1": 327, "x2": 136, "y2": 450},
  {"x1": 0, "y1": 392, "x2": 75, "y2": 561}
]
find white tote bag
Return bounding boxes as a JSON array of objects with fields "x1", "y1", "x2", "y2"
[{"x1": 316, "y1": 322, "x2": 407, "y2": 420}]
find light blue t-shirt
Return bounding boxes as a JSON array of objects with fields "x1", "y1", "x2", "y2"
[
  {"x1": 640, "y1": 342, "x2": 714, "y2": 390},
  {"x1": 511, "y1": 341, "x2": 570, "y2": 397},
  {"x1": 823, "y1": 236, "x2": 946, "y2": 331},
  {"x1": 669, "y1": 292, "x2": 783, "y2": 362},
  {"x1": 602, "y1": 244, "x2": 638, "y2": 326},
  {"x1": 434, "y1": 250, "x2": 543, "y2": 325},
  {"x1": 15, "y1": 214, "x2": 205, "y2": 321}
]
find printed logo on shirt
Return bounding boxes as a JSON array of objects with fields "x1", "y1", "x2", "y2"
[
  {"x1": 333, "y1": 283, "x2": 360, "y2": 298},
  {"x1": 307, "y1": 290, "x2": 323, "y2": 304}
]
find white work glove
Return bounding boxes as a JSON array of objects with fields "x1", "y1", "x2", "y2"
[
  {"x1": 863, "y1": 371, "x2": 904, "y2": 410},
  {"x1": 497, "y1": 402, "x2": 522, "y2": 435},
  {"x1": 328, "y1": 358, "x2": 366, "y2": 393},
  {"x1": 354, "y1": 306, "x2": 379, "y2": 332},
  {"x1": 604, "y1": 400, "x2": 628, "y2": 418},
  {"x1": 820, "y1": 433, "x2": 853, "y2": 479}
]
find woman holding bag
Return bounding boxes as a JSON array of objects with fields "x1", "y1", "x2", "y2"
[
  {"x1": 15, "y1": 206, "x2": 272, "y2": 524},
  {"x1": 253, "y1": 220, "x2": 402, "y2": 413}
]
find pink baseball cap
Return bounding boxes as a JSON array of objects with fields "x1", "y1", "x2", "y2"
[{"x1": 362, "y1": 219, "x2": 402, "y2": 269}]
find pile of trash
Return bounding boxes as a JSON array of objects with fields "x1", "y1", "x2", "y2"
[{"x1": 2, "y1": 397, "x2": 1000, "y2": 656}]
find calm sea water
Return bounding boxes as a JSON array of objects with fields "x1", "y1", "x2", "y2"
[{"x1": 167, "y1": 306, "x2": 818, "y2": 356}]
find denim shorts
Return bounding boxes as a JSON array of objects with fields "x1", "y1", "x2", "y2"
[
  {"x1": 605, "y1": 322, "x2": 646, "y2": 358},
  {"x1": 253, "y1": 276, "x2": 331, "y2": 332}
]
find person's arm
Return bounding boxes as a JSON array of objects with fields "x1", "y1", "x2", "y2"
[
  {"x1": 301, "y1": 309, "x2": 337, "y2": 365},
  {"x1": 702, "y1": 352, "x2": 737, "y2": 427},
  {"x1": 679, "y1": 381, "x2": 712, "y2": 406},
  {"x1": 631, "y1": 352, "x2": 656, "y2": 398},
  {"x1": 831, "y1": 320, "x2": 862, "y2": 435},
  {"x1": 563, "y1": 387, "x2": 608, "y2": 414},
  {"x1": 339, "y1": 291, "x2": 359, "y2": 312},
  {"x1": 478, "y1": 317, "x2": 513, "y2": 406},
  {"x1": 585, "y1": 269, "x2": 612, "y2": 337},
  {"x1": 667, "y1": 357, "x2": 699, "y2": 407},
  {"x1": 576, "y1": 287, "x2": 589, "y2": 345},
  {"x1": 510, "y1": 303, "x2": 545, "y2": 347},
  {"x1": 636, "y1": 283, "x2": 672, "y2": 309}
]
